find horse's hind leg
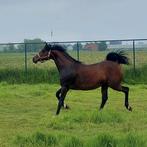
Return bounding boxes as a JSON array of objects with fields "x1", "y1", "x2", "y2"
[
  {"x1": 56, "y1": 86, "x2": 69, "y2": 115},
  {"x1": 111, "y1": 85, "x2": 132, "y2": 111},
  {"x1": 121, "y1": 86, "x2": 132, "y2": 111},
  {"x1": 56, "y1": 88, "x2": 61, "y2": 100},
  {"x1": 99, "y1": 85, "x2": 108, "y2": 110},
  {"x1": 56, "y1": 88, "x2": 69, "y2": 109}
]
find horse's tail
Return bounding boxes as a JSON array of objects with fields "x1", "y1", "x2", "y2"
[{"x1": 106, "y1": 50, "x2": 129, "y2": 64}]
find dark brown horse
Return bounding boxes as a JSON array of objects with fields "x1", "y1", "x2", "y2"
[{"x1": 33, "y1": 43, "x2": 132, "y2": 115}]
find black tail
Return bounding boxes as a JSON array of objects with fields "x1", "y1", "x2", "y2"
[{"x1": 106, "y1": 50, "x2": 129, "y2": 64}]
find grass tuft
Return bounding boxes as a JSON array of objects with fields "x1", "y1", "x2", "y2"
[
  {"x1": 89, "y1": 111, "x2": 124, "y2": 124},
  {"x1": 124, "y1": 133, "x2": 146, "y2": 147},
  {"x1": 63, "y1": 136, "x2": 83, "y2": 147},
  {"x1": 88, "y1": 134, "x2": 117, "y2": 147},
  {"x1": 14, "y1": 132, "x2": 58, "y2": 147}
]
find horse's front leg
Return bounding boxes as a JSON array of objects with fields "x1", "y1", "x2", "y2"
[
  {"x1": 56, "y1": 88, "x2": 69, "y2": 109},
  {"x1": 56, "y1": 86, "x2": 69, "y2": 115}
]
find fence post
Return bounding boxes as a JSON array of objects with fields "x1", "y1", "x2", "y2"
[
  {"x1": 24, "y1": 43, "x2": 27, "y2": 79},
  {"x1": 77, "y1": 42, "x2": 80, "y2": 61},
  {"x1": 132, "y1": 40, "x2": 136, "y2": 72}
]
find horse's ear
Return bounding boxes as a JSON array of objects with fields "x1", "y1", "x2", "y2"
[
  {"x1": 45, "y1": 42, "x2": 48, "y2": 46},
  {"x1": 44, "y1": 42, "x2": 53, "y2": 50},
  {"x1": 48, "y1": 44, "x2": 52, "y2": 48},
  {"x1": 45, "y1": 42, "x2": 52, "y2": 48}
]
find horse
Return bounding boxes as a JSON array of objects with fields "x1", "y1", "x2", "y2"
[{"x1": 33, "y1": 43, "x2": 132, "y2": 115}]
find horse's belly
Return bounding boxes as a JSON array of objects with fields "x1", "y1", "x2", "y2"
[{"x1": 70, "y1": 77, "x2": 102, "y2": 90}]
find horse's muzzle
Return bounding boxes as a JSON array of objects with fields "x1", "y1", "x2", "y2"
[{"x1": 32, "y1": 56, "x2": 38, "y2": 64}]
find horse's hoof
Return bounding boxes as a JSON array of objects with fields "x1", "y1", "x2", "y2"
[
  {"x1": 56, "y1": 111, "x2": 60, "y2": 115},
  {"x1": 128, "y1": 106, "x2": 132, "y2": 111},
  {"x1": 63, "y1": 104, "x2": 70, "y2": 109}
]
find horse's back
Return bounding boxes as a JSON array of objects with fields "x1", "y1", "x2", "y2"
[{"x1": 78, "y1": 60, "x2": 122, "y2": 78}]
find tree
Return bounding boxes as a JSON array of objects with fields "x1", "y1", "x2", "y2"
[
  {"x1": 3, "y1": 44, "x2": 16, "y2": 52},
  {"x1": 17, "y1": 44, "x2": 24, "y2": 52},
  {"x1": 17, "y1": 38, "x2": 44, "y2": 52},
  {"x1": 24, "y1": 38, "x2": 44, "y2": 52},
  {"x1": 97, "y1": 41, "x2": 107, "y2": 51}
]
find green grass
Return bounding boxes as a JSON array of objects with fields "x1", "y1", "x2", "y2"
[
  {"x1": 0, "y1": 83, "x2": 147, "y2": 146},
  {"x1": 0, "y1": 50, "x2": 147, "y2": 146}
]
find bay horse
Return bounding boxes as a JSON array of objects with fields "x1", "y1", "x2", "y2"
[{"x1": 33, "y1": 43, "x2": 132, "y2": 115}]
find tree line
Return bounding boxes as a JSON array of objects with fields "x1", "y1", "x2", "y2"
[
  {"x1": 1, "y1": 38, "x2": 107, "y2": 52},
  {"x1": 2, "y1": 38, "x2": 44, "y2": 52}
]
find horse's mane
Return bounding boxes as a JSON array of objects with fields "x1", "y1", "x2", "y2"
[
  {"x1": 51, "y1": 45, "x2": 66, "y2": 52},
  {"x1": 51, "y1": 44, "x2": 81, "y2": 64}
]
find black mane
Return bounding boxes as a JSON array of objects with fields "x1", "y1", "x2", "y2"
[
  {"x1": 51, "y1": 45, "x2": 66, "y2": 52},
  {"x1": 49, "y1": 44, "x2": 81, "y2": 64}
]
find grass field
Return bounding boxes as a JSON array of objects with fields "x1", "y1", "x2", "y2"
[
  {"x1": 0, "y1": 50, "x2": 147, "y2": 146},
  {"x1": 0, "y1": 83, "x2": 147, "y2": 147}
]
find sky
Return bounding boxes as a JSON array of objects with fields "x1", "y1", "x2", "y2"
[{"x1": 0, "y1": 0, "x2": 147, "y2": 43}]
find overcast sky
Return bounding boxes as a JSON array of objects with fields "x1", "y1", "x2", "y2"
[{"x1": 0, "y1": 0, "x2": 147, "y2": 43}]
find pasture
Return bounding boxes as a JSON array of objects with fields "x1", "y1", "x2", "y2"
[
  {"x1": 0, "y1": 50, "x2": 147, "y2": 146},
  {"x1": 0, "y1": 83, "x2": 147, "y2": 146}
]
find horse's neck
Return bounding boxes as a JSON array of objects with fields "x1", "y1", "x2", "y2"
[{"x1": 52, "y1": 51, "x2": 75, "y2": 72}]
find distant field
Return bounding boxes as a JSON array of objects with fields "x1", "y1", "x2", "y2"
[{"x1": 0, "y1": 83, "x2": 147, "y2": 147}]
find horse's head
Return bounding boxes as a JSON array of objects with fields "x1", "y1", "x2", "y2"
[{"x1": 33, "y1": 43, "x2": 52, "y2": 63}]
